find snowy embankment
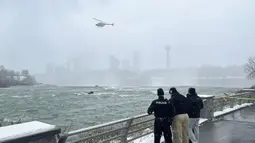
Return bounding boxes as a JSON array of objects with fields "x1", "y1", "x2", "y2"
[{"x1": 134, "y1": 103, "x2": 253, "y2": 143}]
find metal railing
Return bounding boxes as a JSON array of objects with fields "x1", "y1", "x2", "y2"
[
  {"x1": 59, "y1": 113, "x2": 154, "y2": 143},
  {"x1": 59, "y1": 91, "x2": 255, "y2": 143}
]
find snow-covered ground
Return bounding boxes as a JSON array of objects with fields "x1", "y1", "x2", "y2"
[{"x1": 133, "y1": 103, "x2": 253, "y2": 143}]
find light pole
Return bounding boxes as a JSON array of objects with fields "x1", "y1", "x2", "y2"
[{"x1": 165, "y1": 45, "x2": 171, "y2": 69}]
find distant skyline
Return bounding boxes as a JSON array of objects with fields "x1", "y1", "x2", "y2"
[{"x1": 0, "y1": 0, "x2": 254, "y2": 73}]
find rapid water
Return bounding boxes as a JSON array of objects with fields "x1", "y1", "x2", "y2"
[{"x1": 0, "y1": 85, "x2": 239, "y2": 130}]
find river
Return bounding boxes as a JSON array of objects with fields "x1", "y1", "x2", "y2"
[{"x1": 0, "y1": 85, "x2": 239, "y2": 130}]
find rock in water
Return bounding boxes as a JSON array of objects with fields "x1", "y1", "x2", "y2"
[{"x1": 88, "y1": 91, "x2": 94, "y2": 94}]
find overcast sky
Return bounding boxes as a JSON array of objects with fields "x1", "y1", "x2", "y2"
[{"x1": 0, "y1": 0, "x2": 254, "y2": 72}]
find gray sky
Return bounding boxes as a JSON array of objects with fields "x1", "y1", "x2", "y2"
[{"x1": 0, "y1": 0, "x2": 255, "y2": 72}]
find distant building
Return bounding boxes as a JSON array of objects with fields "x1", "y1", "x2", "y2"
[
  {"x1": 109, "y1": 55, "x2": 120, "y2": 70},
  {"x1": 132, "y1": 51, "x2": 140, "y2": 71},
  {"x1": 121, "y1": 59, "x2": 131, "y2": 70},
  {"x1": 165, "y1": 45, "x2": 171, "y2": 69}
]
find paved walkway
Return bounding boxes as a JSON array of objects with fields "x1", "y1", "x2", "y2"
[{"x1": 199, "y1": 104, "x2": 255, "y2": 143}]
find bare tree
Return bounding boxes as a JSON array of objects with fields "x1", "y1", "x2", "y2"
[
  {"x1": 244, "y1": 57, "x2": 255, "y2": 79},
  {"x1": 21, "y1": 69, "x2": 29, "y2": 77},
  {"x1": 0, "y1": 66, "x2": 36, "y2": 87}
]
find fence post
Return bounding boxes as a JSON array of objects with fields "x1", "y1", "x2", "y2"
[
  {"x1": 201, "y1": 96, "x2": 214, "y2": 121},
  {"x1": 122, "y1": 118, "x2": 134, "y2": 143},
  {"x1": 230, "y1": 97, "x2": 234, "y2": 108},
  {"x1": 252, "y1": 92, "x2": 255, "y2": 104},
  {"x1": 243, "y1": 93, "x2": 248, "y2": 104},
  {"x1": 248, "y1": 93, "x2": 252, "y2": 103},
  {"x1": 220, "y1": 98, "x2": 224, "y2": 111},
  {"x1": 58, "y1": 134, "x2": 68, "y2": 143},
  {"x1": 238, "y1": 98, "x2": 242, "y2": 105}
]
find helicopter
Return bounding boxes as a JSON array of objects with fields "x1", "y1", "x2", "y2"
[{"x1": 93, "y1": 18, "x2": 114, "y2": 27}]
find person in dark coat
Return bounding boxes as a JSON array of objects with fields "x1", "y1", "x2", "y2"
[
  {"x1": 169, "y1": 87, "x2": 189, "y2": 143},
  {"x1": 148, "y1": 88, "x2": 175, "y2": 143},
  {"x1": 187, "y1": 88, "x2": 203, "y2": 143}
]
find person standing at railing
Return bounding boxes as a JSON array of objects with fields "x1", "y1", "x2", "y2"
[
  {"x1": 169, "y1": 87, "x2": 190, "y2": 143},
  {"x1": 186, "y1": 88, "x2": 203, "y2": 143},
  {"x1": 147, "y1": 88, "x2": 175, "y2": 143}
]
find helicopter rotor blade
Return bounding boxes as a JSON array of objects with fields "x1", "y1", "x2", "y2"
[{"x1": 93, "y1": 18, "x2": 102, "y2": 22}]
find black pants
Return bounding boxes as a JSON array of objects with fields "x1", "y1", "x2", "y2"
[{"x1": 154, "y1": 117, "x2": 172, "y2": 143}]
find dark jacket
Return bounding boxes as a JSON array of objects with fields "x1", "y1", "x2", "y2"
[
  {"x1": 169, "y1": 93, "x2": 189, "y2": 115},
  {"x1": 187, "y1": 93, "x2": 204, "y2": 118},
  {"x1": 147, "y1": 96, "x2": 175, "y2": 118}
]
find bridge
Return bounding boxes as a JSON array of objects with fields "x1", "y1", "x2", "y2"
[{"x1": 0, "y1": 90, "x2": 254, "y2": 143}]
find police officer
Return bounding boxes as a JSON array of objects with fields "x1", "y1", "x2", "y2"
[{"x1": 148, "y1": 88, "x2": 175, "y2": 143}]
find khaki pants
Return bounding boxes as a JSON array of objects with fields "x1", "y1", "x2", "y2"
[{"x1": 172, "y1": 114, "x2": 189, "y2": 143}]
